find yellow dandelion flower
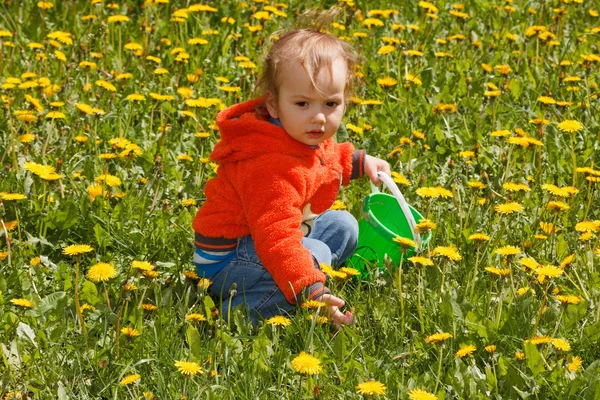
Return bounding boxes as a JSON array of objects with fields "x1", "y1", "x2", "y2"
[
  {"x1": 291, "y1": 352, "x2": 322, "y2": 375},
  {"x1": 131, "y1": 260, "x2": 154, "y2": 271},
  {"x1": 185, "y1": 313, "x2": 207, "y2": 323},
  {"x1": 87, "y1": 262, "x2": 117, "y2": 282},
  {"x1": 119, "y1": 374, "x2": 141, "y2": 385},
  {"x1": 408, "y1": 256, "x2": 434, "y2": 266},
  {"x1": 408, "y1": 388, "x2": 437, "y2": 400},
  {"x1": 339, "y1": 267, "x2": 361, "y2": 276},
  {"x1": 485, "y1": 266, "x2": 511, "y2": 276},
  {"x1": 425, "y1": 332, "x2": 452, "y2": 344},
  {"x1": 455, "y1": 344, "x2": 477, "y2": 358},
  {"x1": 515, "y1": 352, "x2": 525, "y2": 360},
  {"x1": 568, "y1": 356, "x2": 583, "y2": 372},
  {"x1": 62, "y1": 244, "x2": 93, "y2": 255},
  {"x1": 468, "y1": 233, "x2": 491, "y2": 242},
  {"x1": 495, "y1": 245, "x2": 522, "y2": 256},
  {"x1": 174, "y1": 360, "x2": 204, "y2": 376},
  {"x1": 10, "y1": 298, "x2": 35, "y2": 308},
  {"x1": 393, "y1": 236, "x2": 418, "y2": 248},
  {"x1": 356, "y1": 381, "x2": 387, "y2": 395},
  {"x1": 485, "y1": 345, "x2": 497, "y2": 353},
  {"x1": 494, "y1": 202, "x2": 524, "y2": 214},
  {"x1": 547, "y1": 201, "x2": 570, "y2": 211},
  {"x1": 302, "y1": 299, "x2": 326, "y2": 309},
  {"x1": 556, "y1": 295, "x2": 582, "y2": 305},
  {"x1": 551, "y1": 338, "x2": 571, "y2": 351},
  {"x1": 121, "y1": 327, "x2": 141, "y2": 337},
  {"x1": 197, "y1": 278, "x2": 211, "y2": 290},
  {"x1": 535, "y1": 265, "x2": 564, "y2": 279},
  {"x1": 432, "y1": 246, "x2": 462, "y2": 261},
  {"x1": 267, "y1": 315, "x2": 292, "y2": 327},
  {"x1": 377, "y1": 76, "x2": 398, "y2": 86},
  {"x1": 557, "y1": 120, "x2": 583, "y2": 133}
]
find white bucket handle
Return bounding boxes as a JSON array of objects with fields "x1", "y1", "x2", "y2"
[{"x1": 369, "y1": 171, "x2": 422, "y2": 248}]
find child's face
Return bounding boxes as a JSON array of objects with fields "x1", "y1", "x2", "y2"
[{"x1": 266, "y1": 57, "x2": 347, "y2": 147}]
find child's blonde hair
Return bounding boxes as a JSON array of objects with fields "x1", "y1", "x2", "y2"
[{"x1": 256, "y1": 10, "x2": 359, "y2": 107}]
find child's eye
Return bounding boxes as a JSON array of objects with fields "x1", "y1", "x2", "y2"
[
  {"x1": 326, "y1": 101, "x2": 339, "y2": 107},
  {"x1": 295, "y1": 101, "x2": 308, "y2": 107}
]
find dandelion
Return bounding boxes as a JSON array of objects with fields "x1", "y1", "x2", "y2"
[
  {"x1": 174, "y1": 360, "x2": 204, "y2": 376},
  {"x1": 393, "y1": 236, "x2": 417, "y2": 248},
  {"x1": 121, "y1": 327, "x2": 141, "y2": 337},
  {"x1": 142, "y1": 304, "x2": 158, "y2": 312},
  {"x1": 568, "y1": 356, "x2": 583, "y2": 372},
  {"x1": 485, "y1": 267, "x2": 511, "y2": 276},
  {"x1": 356, "y1": 381, "x2": 387, "y2": 395},
  {"x1": 515, "y1": 352, "x2": 525, "y2": 360},
  {"x1": 377, "y1": 76, "x2": 398, "y2": 86},
  {"x1": 468, "y1": 233, "x2": 491, "y2": 241},
  {"x1": 291, "y1": 352, "x2": 322, "y2": 375},
  {"x1": 131, "y1": 260, "x2": 154, "y2": 271},
  {"x1": 302, "y1": 299, "x2": 326, "y2": 309},
  {"x1": 415, "y1": 219, "x2": 436, "y2": 233},
  {"x1": 551, "y1": 338, "x2": 571, "y2": 351},
  {"x1": 267, "y1": 315, "x2": 291, "y2": 327},
  {"x1": 425, "y1": 332, "x2": 452, "y2": 344},
  {"x1": 535, "y1": 265, "x2": 564, "y2": 279},
  {"x1": 494, "y1": 245, "x2": 522, "y2": 256},
  {"x1": 185, "y1": 313, "x2": 207, "y2": 322},
  {"x1": 494, "y1": 202, "x2": 524, "y2": 214},
  {"x1": 556, "y1": 295, "x2": 582, "y2": 305},
  {"x1": 432, "y1": 246, "x2": 462, "y2": 261},
  {"x1": 63, "y1": 244, "x2": 93, "y2": 255},
  {"x1": 86, "y1": 262, "x2": 117, "y2": 282},
  {"x1": 408, "y1": 388, "x2": 438, "y2": 400},
  {"x1": 408, "y1": 256, "x2": 434, "y2": 266},
  {"x1": 485, "y1": 345, "x2": 497, "y2": 353},
  {"x1": 455, "y1": 344, "x2": 476, "y2": 358},
  {"x1": 10, "y1": 298, "x2": 35, "y2": 308},
  {"x1": 557, "y1": 120, "x2": 583, "y2": 133},
  {"x1": 119, "y1": 374, "x2": 141, "y2": 385},
  {"x1": 197, "y1": 278, "x2": 211, "y2": 290}
]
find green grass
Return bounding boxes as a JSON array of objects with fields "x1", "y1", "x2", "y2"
[{"x1": 1, "y1": 0, "x2": 600, "y2": 398}]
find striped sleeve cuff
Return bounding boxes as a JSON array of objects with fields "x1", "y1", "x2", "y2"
[
  {"x1": 350, "y1": 150, "x2": 366, "y2": 180},
  {"x1": 302, "y1": 282, "x2": 331, "y2": 302},
  {"x1": 194, "y1": 232, "x2": 237, "y2": 252}
]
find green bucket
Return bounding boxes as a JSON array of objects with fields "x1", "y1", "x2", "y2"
[{"x1": 347, "y1": 173, "x2": 430, "y2": 278}]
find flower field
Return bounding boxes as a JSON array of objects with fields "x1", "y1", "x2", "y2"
[{"x1": 1, "y1": 0, "x2": 600, "y2": 398}]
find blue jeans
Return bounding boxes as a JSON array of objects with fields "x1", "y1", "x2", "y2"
[{"x1": 206, "y1": 210, "x2": 359, "y2": 325}]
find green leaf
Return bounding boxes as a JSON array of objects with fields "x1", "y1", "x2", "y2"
[
  {"x1": 186, "y1": 325, "x2": 203, "y2": 361},
  {"x1": 94, "y1": 223, "x2": 113, "y2": 249},
  {"x1": 564, "y1": 299, "x2": 588, "y2": 330},
  {"x1": 17, "y1": 322, "x2": 37, "y2": 348},
  {"x1": 523, "y1": 341, "x2": 545, "y2": 377},
  {"x1": 80, "y1": 280, "x2": 99, "y2": 305},
  {"x1": 47, "y1": 199, "x2": 79, "y2": 230},
  {"x1": 34, "y1": 291, "x2": 67, "y2": 316}
]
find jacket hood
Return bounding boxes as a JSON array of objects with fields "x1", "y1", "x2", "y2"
[{"x1": 211, "y1": 96, "x2": 323, "y2": 163}]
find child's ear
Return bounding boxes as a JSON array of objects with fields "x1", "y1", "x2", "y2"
[{"x1": 265, "y1": 91, "x2": 279, "y2": 118}]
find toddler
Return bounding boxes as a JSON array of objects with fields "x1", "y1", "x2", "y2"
[{"x1": 192, "y1": 27, "x2": 390, "y2": 327}]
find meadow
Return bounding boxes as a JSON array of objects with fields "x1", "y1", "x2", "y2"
[{"x1": 1, "y1": 0, "x2": 600, "y2": 398}]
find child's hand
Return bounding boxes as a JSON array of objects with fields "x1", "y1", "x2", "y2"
[
  {"x1": 364, "y1": 155, "x2": 391, "y2": 186},
  {"x1": 315, "y1": 293, "x2": 354, "y2": 328}
]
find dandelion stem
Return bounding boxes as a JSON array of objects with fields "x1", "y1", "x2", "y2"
[
  {"x1": 74, "y1": 257, "x2": 88, "y2": 337},
  {"x1": 103, "y1": 281, "x2": 112, "y2": 310},
  {"x1": 434, "y1": 344, "x2": 444, "y2": 393},
  {"x1": 469, "y1": 246, "x2": 481, "y2": 301},
  {"x1": 398, "y1": 251, "x2": 405, "y2": 334},
  {"x1": 531, "y1": 281, "x2": 550, "y2": 338},
  {"x1": 495, "y1": 282, "x2": 503, "y2": 328},
  {"x1": 417, "y1": 267, "x2": 424, "y2": 333}
]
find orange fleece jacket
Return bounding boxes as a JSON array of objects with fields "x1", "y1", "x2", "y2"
[{"x1": 193, "y1": 97, "x2": 360, "y2": 303}]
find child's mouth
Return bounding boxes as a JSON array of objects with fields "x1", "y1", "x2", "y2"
[{"x1": 307, "y1": 130, "x2": 324, "y2": 138}]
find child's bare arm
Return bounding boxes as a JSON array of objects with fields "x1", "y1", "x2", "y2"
[
  {"x1": 314, "y1": 292, "x2": 354, "y2": 328},
  {"x1": 364, "y1": 155, "x2": 391, "y2": 186}
]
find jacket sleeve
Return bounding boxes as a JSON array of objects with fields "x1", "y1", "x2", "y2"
[
  {"x1": 332, "y1": 141, "x2": 366, "y2": 185},
  {"x1": 228, "y1": 157, "x2": 326, "y2": 304}
]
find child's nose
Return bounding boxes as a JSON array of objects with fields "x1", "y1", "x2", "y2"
[{"x1": 311, "y1": 110, "x2": 326, "y2": 124}]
